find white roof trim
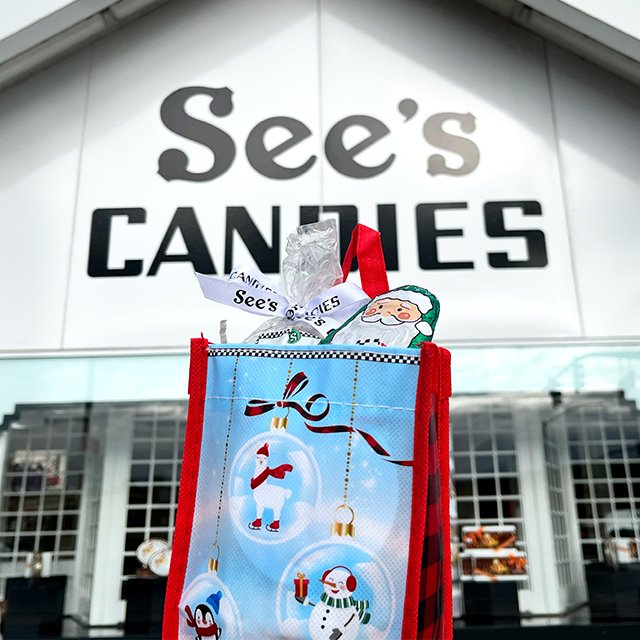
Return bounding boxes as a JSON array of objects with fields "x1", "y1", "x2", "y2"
[
  {"x1": 525, "y1": 0, "x2": 640, "y2": 62},
  {"x1": 472, "y1": 0, "x2": 640, "y2": 85},
  {"x1": 0, "y1": 0, "x2": 171, "y2": 91}
]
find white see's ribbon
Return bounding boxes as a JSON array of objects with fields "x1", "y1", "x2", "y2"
[{"x1": 195, "y1": 265, "x2": 370, "y2": 335}]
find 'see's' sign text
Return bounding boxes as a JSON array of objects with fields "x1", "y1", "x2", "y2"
[
  {"x1": 87, "y1": 87, "x2": 548, "y2": 277},
  {"x1": 157, "y1": 87, "x2": 480, "y2": 181}
]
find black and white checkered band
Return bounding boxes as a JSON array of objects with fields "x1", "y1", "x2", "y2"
[
  {"x1": 207, "y1": 346, "x2": 420, "y2": 365},
  {"x1": 255, "y1": 329, "x2": 318, "y2": 341}
]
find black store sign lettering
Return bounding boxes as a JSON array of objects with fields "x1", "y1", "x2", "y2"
[{"x1": 86, "y1": 87, "x2": 548, "y2": 277}]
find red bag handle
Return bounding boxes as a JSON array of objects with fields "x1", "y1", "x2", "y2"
[{"x1": 341, "y1": 224, "x2": 389, "y2": 298}]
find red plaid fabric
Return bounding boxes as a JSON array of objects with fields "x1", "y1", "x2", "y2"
[
  {"x1": 417, "y1": 346, "x2": 452, "y2": 640},
  {"x1": 419, "y1": 410, "x2": 444, "y2": 638},
  {"x1": 401, "y1": 344, "x2": 452, "y2": 640},
  {"x1": 438, "y1": 350, "x2": 453, "y2": 638}
]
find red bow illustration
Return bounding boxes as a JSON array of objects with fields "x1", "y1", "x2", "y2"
[
  {"x1": 244, "y1": 372, "x2": 412, "y2": 466},
  {"x1": 244, "y1": 372, "x2": 329, "y2": 422}
]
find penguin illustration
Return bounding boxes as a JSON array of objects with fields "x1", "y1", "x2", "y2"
[{"x1": 184, "y1": 591, "x2": 223, "y2": 639}]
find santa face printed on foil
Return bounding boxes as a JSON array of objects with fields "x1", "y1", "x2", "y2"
[
  {"x1": 323, "y1": 285, "x2": 439, "y2": 348},
  {"x1": 299, "y1": 566, "x2": 371, "y2": 640}
]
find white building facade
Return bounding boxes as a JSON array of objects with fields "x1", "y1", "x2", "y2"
[{"x1": 0, "y1": 0, "x2": 639, "y2": 628}]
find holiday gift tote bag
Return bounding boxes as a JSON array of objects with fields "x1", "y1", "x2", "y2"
[{"x1": 163, "y1": 337, "x2": 452, "y2": 640}]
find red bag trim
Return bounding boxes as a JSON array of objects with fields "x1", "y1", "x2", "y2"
[
  {"x1": 401, "y1": 342, "x2": 438, "y2": 638},
  {"x1": 341, "y1": 224, "x2": 389, "y2": 298},
  {"x1": 438, "y1": 348, "x2": 452, "y2": 640},
  {"x1": 162, "y1": 336, "x2": 210, "y2": 639}
]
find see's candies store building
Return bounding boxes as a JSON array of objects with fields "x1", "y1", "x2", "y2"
[{"x1": 0, "y1": 0, "x2": 639, "y2": 635}]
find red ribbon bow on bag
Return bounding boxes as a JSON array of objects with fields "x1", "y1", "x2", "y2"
[
  {"x1": 244, "y1": 372, "x2": 330, "y2": 422},
  {"x1": 244, "y1": 372, "x2": 412, "y2": 466}
]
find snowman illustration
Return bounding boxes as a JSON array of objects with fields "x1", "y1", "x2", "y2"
[
  {"x1": 248, "y1": 443, "x2": 294, "y2": 533},
  {"x1": 296, "y1": 566, "x2": 370, "y2": 640}
]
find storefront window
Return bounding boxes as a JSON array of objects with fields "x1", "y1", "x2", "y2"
[
  {"x1": 0, "y1": 343, "x2": 638, "y2": 628},
  {"x1": 450, "y1": 344, "x2": 640, "y2": 626},
  {"x1": 122, "y1": 405, "x2": 186, "y2": 578}
]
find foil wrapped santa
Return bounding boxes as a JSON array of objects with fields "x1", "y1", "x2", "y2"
[{"x1": 321, "y1": 284, "x2": 440, "y2": 348}]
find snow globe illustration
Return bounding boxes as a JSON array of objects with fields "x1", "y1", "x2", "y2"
[
  {"x1": 276, "y1": 540, "x2": 396, "y2": 640},
  {"x1": 179, "y1": 572, "x2": 243, "y2": 640},
  {"x1": 228, "y1": 432, "x2": 321, "y2": 545}
]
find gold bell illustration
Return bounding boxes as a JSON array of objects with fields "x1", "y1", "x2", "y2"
[
  {"x1": 331, "y1": 504, "x2": 355, "y2": 537},
  {"x1": 208, "y1": 543, "x2": 220, "y2": 573},
  {"x1": 270, "y1": 407, "x2": 290, "y2": 431}
]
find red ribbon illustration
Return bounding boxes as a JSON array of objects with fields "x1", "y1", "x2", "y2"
[
  {"x1": 305, "y1": 423, "x2": 412, "y2": 467},
  {"x1": 244, "y1": 372, "x2": 412, "y2": 466},
  {"x1": 244, "y1": 371, "x2": 330, "y2": 422}
]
